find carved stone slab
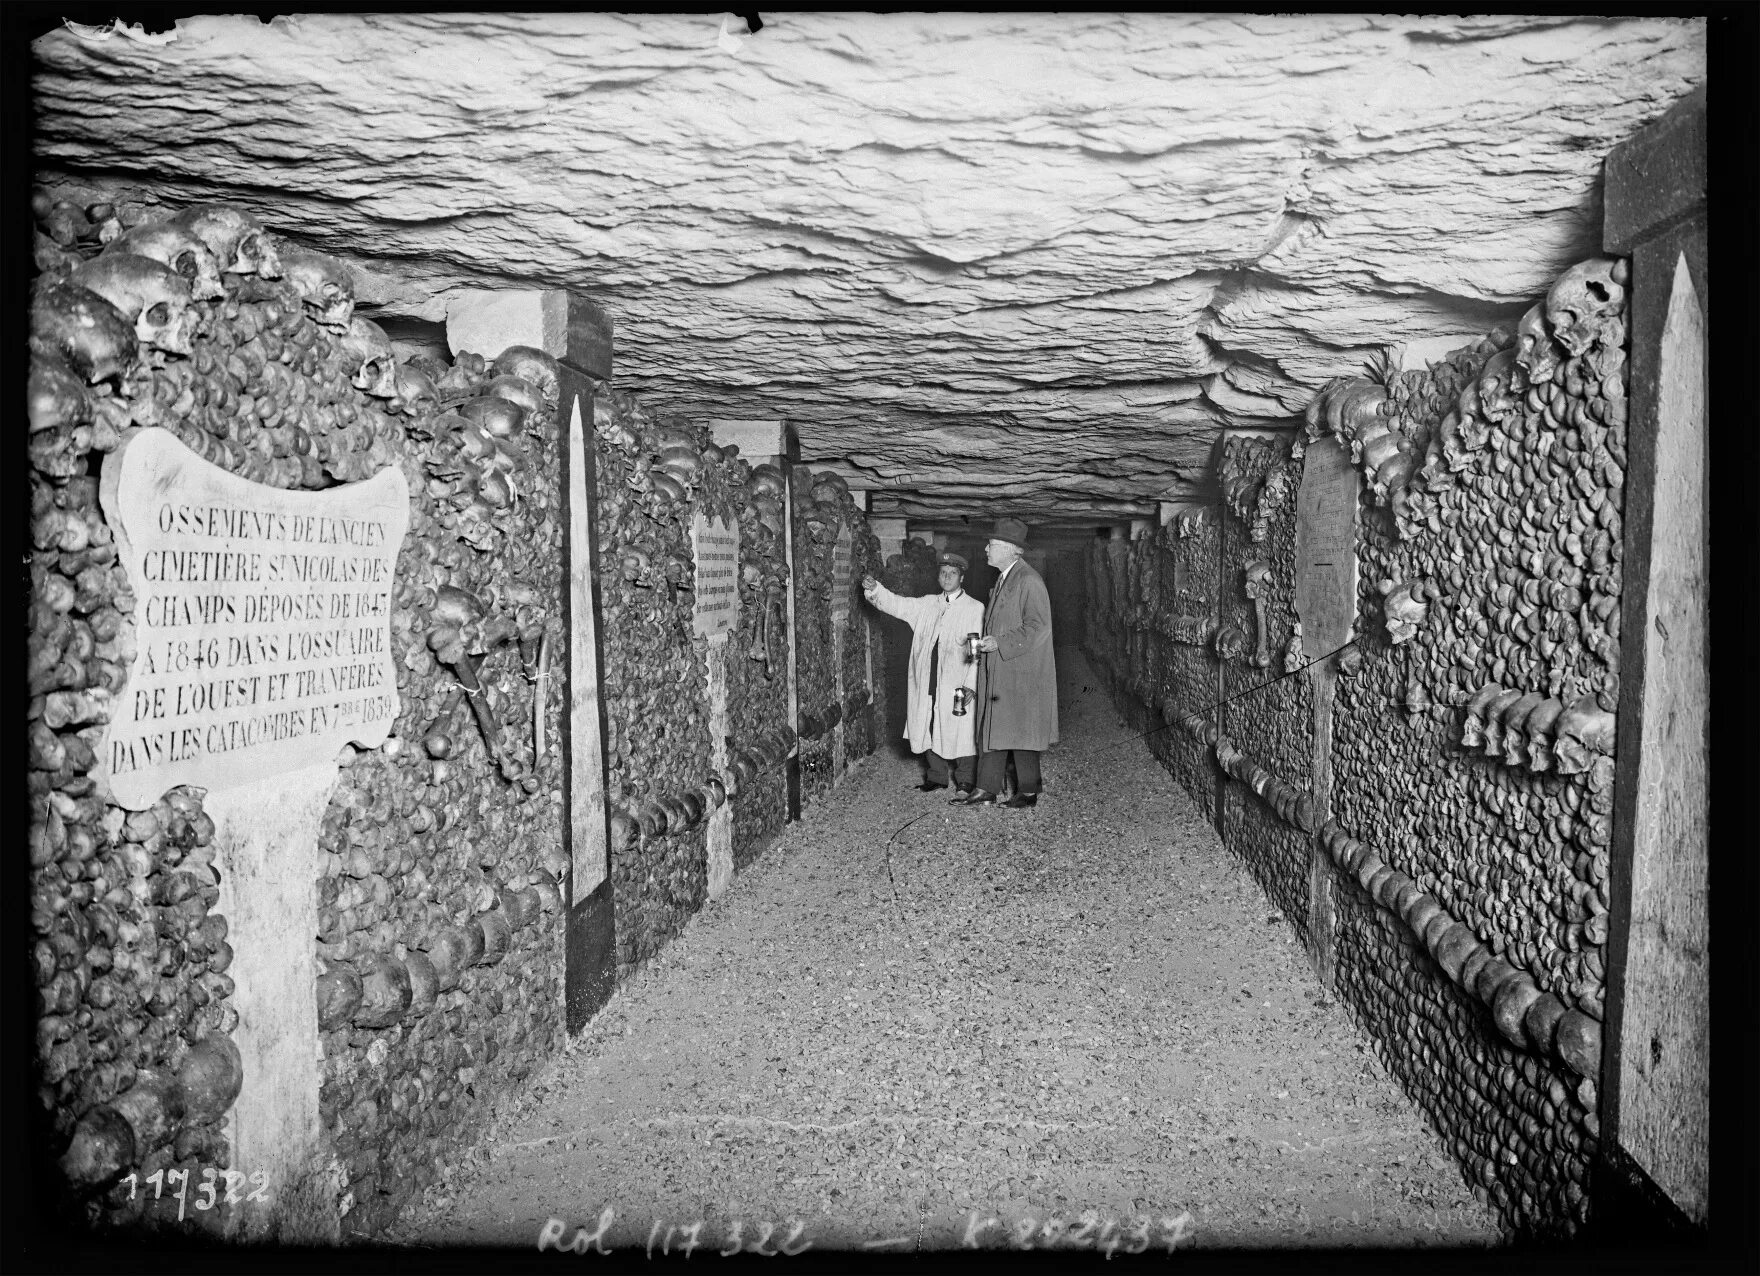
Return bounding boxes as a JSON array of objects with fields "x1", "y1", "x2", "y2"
[
  {"x1": 98, "y1": 429, "x2": 409, "y2": 810},
  {"x1": 691, "y1": 513, "x2": 740, "y2": 638},
  {"x1": 567, "y1": 396, "x2": 609, "y2": 904},
  {"x1": 704, "y1": 633, "x2": 733, "y2": 900},
  {"x1": 1293, "y1": 434, "x2": 1360, "y2": 658},
  {"x1": 831, "y1": 525, "x2": 853, "y2": 623}
]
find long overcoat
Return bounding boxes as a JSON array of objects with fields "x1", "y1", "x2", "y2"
[
  {"x1": 865, "y1": 581, "x2": 985, "y2": 758},
  {"x1": 976, "y1": 558, "x2": 1058, "y2": 751}
]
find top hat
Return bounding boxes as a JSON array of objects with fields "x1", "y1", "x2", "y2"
[
  {"x1": 989, "y1": 518, "x2": 1030, "y2": 550},
  {"x1": 937, "y1": 552, "x2": 968, "y2": 572}
]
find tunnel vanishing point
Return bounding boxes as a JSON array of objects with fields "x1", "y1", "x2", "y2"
[{"x1": 17, "y1": 10, "x2": 1739, "y2": 1257}]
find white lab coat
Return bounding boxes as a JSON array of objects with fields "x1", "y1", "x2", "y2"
[{"x1": 865, "y1": 581, "x2": 985, "y2": 758}]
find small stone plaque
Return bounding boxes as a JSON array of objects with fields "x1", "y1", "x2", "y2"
[
  {"x1": 98, "y1": 429, "x2": 409, "y2": 810},
  {"x1": 831, "y1": 525, "x2": 853, "y2": 620},
  {"x1": 1294, "y1": 435, "x2": 1360, "y2": 657},
  {"x1": 691, "y1": 513, "x2": 740, "y2": 638}
]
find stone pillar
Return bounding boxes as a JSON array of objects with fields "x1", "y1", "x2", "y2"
[
  {"x1": 830, "y1": 525, "x2": 852, "y2": 777},
  {"x1": 1596, "y1": 85, "x2": 1709, "y2": 1232},
  {"x1": 449, "y1": 289, "x2": 617, "y2": 1034},
  {"x1": 689, "y1": 511, "x2": 739, "y2": 900},
  {"x1": 1293, "y1": 436, "x2": 1361, "y2": 992},
  {"x1": 709, "y1": 421, "x2": 799, "y2": 820}
]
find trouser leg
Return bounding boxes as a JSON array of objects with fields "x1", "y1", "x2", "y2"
[
  {"x1": 923, "y1": 750, "x2": 951, "y2": 787},
  {"x1": 1014, "y1": 749, "x2": 1042, "y2": 795},
  {"x1": 950, "y1": 753, "x2": 977, "y2": 789},
  {"x1": 975, "y1": 750, "x2": 1007, "y2": 794}
]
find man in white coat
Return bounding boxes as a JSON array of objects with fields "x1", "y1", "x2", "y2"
[{"x1": 862, "y1": 553, "x2": 987, "y2": 793}]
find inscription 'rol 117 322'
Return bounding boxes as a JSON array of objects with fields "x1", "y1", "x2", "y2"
[{"x1": 97, "y1": 428, "x2": 410, "y2": 809}]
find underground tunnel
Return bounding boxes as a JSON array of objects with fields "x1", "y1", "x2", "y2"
[{"x1": 17, "y1": 10, "x2": 1726, "y2": 1256}]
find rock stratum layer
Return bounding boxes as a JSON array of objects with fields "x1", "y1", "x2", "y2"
[{"x1": 32, "y1": 12, "x2": 1702, "y2": 519}]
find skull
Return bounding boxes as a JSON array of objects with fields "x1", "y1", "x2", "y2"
[
  {"x1": 1282, "y1": 627, "x2": 1306, "y2": 675},
  {"x1": 1354, "y1": 420, "x2": 1400, "y2": 474},
  {"x1": 1379, "y1": 578, "x2": 1430, "y2": 645},
  {"x1": 102, "y1": 223, "x2": 224, "y2": 301},
  {"x1": 1455, "y1": 375, "x2": 1481, "y2": 424},
  {"x1": 277, "y1": 242, "x2": 355, "y2": 331},
  {"x1": 1500, "y1": 692, "x2": 1545, "y2": 768},
  {"x1": 1436, "y1": 411, "x2": 1482, "y2": 474},
  {"x1": 28, "y1": 353, "x2": 93, "y2": 434},
  {"x1": 1213, "y1": 623, "x2": 1248, "y2": 663},
  {"x1": 1514, "y1": 303, "x2": 1562, "y2": 385},
  {"x1": 1474, "y1": 349, "x2": 1524, "y2": 424},
  {"x1": 1522, "y1": 697, "x2": 1566, "y2": 772},
  {"x1": 167, "y1": 203, "x2": 282, "y2": 277},
  {"x1": 1324, "y1": 381, "x2": 1387, "y2": 442},
  {"x1": 1373, "y1": 451, "x2": 1418, "y2": 509},
  {"x1": 1553, "y1": 695, "x2": 1615, "y2": 775},
  {"x1": 337, "y1": 316, "x2": 397, "y2": 398},
  {"x1": 491, "y1": 346, "x2": 561, "y2": 409},
  {"x1": 1480, "y1": 688, "x2": 1526, "y2": 757},
  {"x1": 1243, "y1": 560, "x2": 1272, "y2": 602},
  {"x1": 1415, "y1": 419, "x2": 1451, "y2": 491},
  {"x1": 389, "y1": 362, "x2": 437, "y2": 416},
  {"x1": 29, "y1": 279, "x2": 138, "y2": 384},
  {"x1": 1461, "y1": 684, "x2": 1504, "y2": 749},
  {"x1": 459, "y1": 394, "x2": 527, "y2": 439},
  {"x1": 1456, "y1": 407, "x2": 1491, "y2": 456},
  {"x1": 1545, "y1": 256, "x2": 1626, "y2": 357},
  {"x1": 480, "y1": 375, "x2": 544, "y2": 419},
  {"x1": 71, "y1": 253, "x2": 194, "y2": 356}
]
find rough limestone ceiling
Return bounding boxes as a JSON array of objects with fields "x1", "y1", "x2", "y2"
[{"x1": 32, "y1": 12, "x2": 1703, "y2": 521}]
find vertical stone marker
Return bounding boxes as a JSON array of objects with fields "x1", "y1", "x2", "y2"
[
  {"x1": 830, "y1": 524, "x2": 852, "y2": 772},
  {"x1": 450, "y1": 287, "x2": 618, "y2": 1034},
  {"x1": 1602, "y1": 84, "x2": 1708, "y2": 1228},
  {"x1": 1293, "y1": 434, "x2": 1359, "y2": 988},
  {"x1": 709, "y1": 420, "x2": 799, "y2": 821},
  {"x1": 97, "y1": 427, "x2": 408, "y2": 1235},
  {"x1": 692, "y1": 513, "x2": 740, "y2": 898},
  {"x1": 566, "y1": 395, "x2": 609, "y2": 908}
]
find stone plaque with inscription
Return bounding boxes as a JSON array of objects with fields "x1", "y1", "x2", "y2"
[
  {"x1": 691, "y1": 514, "x2": 740, "y2": 638},
  {"x1": 98, "y1": 429, "x2": 409, "y2": 810},
  {"x1": 831, "y1": 525, "x2": 852, "y2": 621},
  {"x1": 1294, "y1": 436, "x2": 1360, "y2": 658}
]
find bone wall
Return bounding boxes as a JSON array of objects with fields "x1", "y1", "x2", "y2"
[
  {"x1": 1087, "y1": 514, "x2": 1221, "y2": 824},
  {"x1": 1217, "y1": 439, "x2": 1314, "y2": 943},
  {"x1": 26, "y1": 193, "x2": 876, "y2": 1238},
  {"x1": 789, "y1": 470, "x2": 882, "y2": 805},
  {"x1": 1084, "y1": 254, "x2": 1629, "y2": 1238},
  {"x1": 29, "y1": 192, "x2": 588, "y2": 1236}
]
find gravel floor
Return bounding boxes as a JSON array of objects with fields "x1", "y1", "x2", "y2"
[{"x1": 386, "y1": 648, "x2": 1501, "y2": 1254}]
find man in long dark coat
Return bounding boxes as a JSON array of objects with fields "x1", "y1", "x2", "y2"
[{"x1": 953, "y1": 518, "x2": 1058, "y2": 809}]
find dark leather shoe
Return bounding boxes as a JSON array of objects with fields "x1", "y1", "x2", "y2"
[
  {"x1": 915, "y1": 782, "x2": 947, "y2": 792},
  {"x1": 951, "y1": 789, "x2": 997, "y2": 806},
  {"x1": 1001, "y1": 793, "x2": 1038, "y2": 809}
]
